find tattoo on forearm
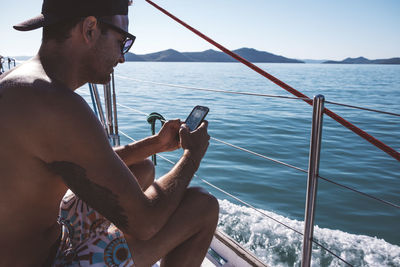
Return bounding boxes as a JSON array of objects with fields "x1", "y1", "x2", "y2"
[{"x1": 46, "y1": 161, "x2": 128, "y2": 230}]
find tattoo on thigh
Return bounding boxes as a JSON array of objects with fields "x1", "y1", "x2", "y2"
[{"x1": 46, "y1": 161, "x2": 128, "y2": 230}]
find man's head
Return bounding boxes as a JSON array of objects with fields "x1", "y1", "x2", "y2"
[
  {"x1": 14, "y1": 0, "x2": 135, "y2": 85},
  {"x1": 14, "y1": 0, "x2": 134, "y2": 42},
  {"x1": 14, "y1": 0, "x2": 131, "y2": 31}
]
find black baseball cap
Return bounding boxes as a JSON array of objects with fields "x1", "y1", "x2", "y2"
[{"x1": 14, "y1": 0, "x2": 130, "y2": 31}]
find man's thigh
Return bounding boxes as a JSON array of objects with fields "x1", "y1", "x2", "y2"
[{"x1": 127, "y1": 187, "x2": 219, "y2": 267}]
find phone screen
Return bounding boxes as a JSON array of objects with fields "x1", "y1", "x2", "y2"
[{"x1": 185, "y1": 106, "x2": 209, "y2": 131}]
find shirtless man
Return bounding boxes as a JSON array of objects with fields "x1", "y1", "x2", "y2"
[{"x1": 0, "y1": 0, "x2": 219, "y2": 266}]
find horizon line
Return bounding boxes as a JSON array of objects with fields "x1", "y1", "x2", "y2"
[{"x1": 5, "y1": 47, "x2": 399, "y2": 62}]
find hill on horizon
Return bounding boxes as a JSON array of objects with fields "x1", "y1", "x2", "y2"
[
  {"x1": 125, "y1": 48, "x2": 304, "y2": 63},
  {"x1": 323, "y1": 56, "x2": 400, "y2": 64},
  {"x1": 7, "y1": 53, "x2": 400, "y2": 65}
]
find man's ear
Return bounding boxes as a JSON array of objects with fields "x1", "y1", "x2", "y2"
[{"x1": 81, "y1": 16, "x2": 100, "y2": 44}]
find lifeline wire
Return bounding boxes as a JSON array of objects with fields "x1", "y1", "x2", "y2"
[
  {"x1": 78, "y1": 89, "x2": 400, "y2": 210},
  {"x1": 318, "y1": 175, "x2": 400, "y2": 209},
  {"x1": 120, "y1": 128, "x2": 297, "y2": 228},
  {"x1": 144, "y1": 0, "x2": 400, "y2": 162},
  {"x1": 115, "y1": 75, "x2": 308, "y2": 101},
  {"x1": 325, "y1": 100, "x2": 400, "y2": 117},
  {"x1": 213, "y1": 136, "x2": 400, "y2": 209},
  {"x1": 116, "y1": 102, "x2": 148, "y2": 116},
  {"x1": 119, "y1": 129, "x2": 301, "y2": 232},
  {"x1": 119, "y1": 131, "x2": 304, "y2": 254},
  {"x1": 212, "y1": 135, "x2": 400, "y2": 209},
  {"x1": 116, "y1": 75, "x2": 400, "y2": 117},
  {"x1": 211, "y1": 137, "x2": 307, "y2": 174},
  {"x1": 114, "y1": 97, "x2": 400, "y2": 210},
  {"x1": 119, "y1": 128, "x2": 353, "y2": 267}
]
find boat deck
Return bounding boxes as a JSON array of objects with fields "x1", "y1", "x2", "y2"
[{"x1": 153, "y1": 230, "x2": 267, "y2": 266}]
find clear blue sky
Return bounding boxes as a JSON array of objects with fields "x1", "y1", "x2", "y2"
[{"x1": 1, "y1": 0, "x2": 399, "y2": 60}]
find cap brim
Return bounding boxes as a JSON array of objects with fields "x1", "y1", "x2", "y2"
[{"x1": 13, "y1": 14, "x2": 45, "y2": 31}]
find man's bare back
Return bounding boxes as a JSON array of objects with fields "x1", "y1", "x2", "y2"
[
  {"x1": 0, "y1": 59, "x2": 72, "y2": 265},
  {"x1": 1, "y1": 2, "x2": 218, "y2": 266}
]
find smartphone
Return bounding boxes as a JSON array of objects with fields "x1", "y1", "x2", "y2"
[{"x1": 185, "y1": 105, "x2": 209, "y2": 131}]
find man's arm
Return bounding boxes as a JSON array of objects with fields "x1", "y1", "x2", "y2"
[
  {"x1": 114, "y1": 119, "x2": 181, "y2": 166},
  {"x1": 39, "y1": 92, "x2": 209, "y2": 240}
]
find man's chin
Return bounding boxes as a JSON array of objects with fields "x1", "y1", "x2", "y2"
[
  {"x1": 102, "y1": 74, "x2": 112, "y2": 85},
  {"x1": 91, "y1": 74, "x2": 111, "y2": 85}
]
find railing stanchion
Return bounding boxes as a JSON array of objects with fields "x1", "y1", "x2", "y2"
[
  {"x1": 111, "y1": 71, "x2": 120, "y2": 146},
  {"x1": 301, "y1": 94, "x2": 325, "y2": 267}
]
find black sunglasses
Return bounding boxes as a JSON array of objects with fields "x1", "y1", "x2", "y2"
[{"x1": 97, "y1": 18, "x2": 136, "y2": 55}]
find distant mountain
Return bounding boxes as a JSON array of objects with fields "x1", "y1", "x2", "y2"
[
  {"x1": 372, "y1": 58, "x2": 400, "y2": 64},
  {"x1": 139, "y1": 49, "x2": 192, "y2": 62},
  {"x1": 233, "y1": 48, "x2": 303, "y2": 63},
  {"x1": 183, "y1": 49, "x2": 233, "y2": 62},
  {"x1": 125, "y1": 48, "x2": 304, "y2": 63},
  {"x1": 323, "y1": 57, "x2": 400, "y2": 64},
  {"x1": 124, "y1": 53, "x2": 145, "y2": 61}
]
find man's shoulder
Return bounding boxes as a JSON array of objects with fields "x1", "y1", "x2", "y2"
[
  {"x1": 2, "y1": 62, "x2": 52, "y2": 101},
  {"x1": 1, "y1": 62, "x2": 86, "y2": 112},
  {"x1": 0, "y1": 63, "x2": 103, "y2": 160},
  {"x1": 2, "y1": 61, "x2": 57, "y2": 92},
  {"x1": 0, "y1": 63, "x2": 94, "y2": 141}
]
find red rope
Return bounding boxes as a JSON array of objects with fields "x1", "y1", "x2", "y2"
[{"x1": 144, "y1": 0, "x2": 400, "y2": 162}]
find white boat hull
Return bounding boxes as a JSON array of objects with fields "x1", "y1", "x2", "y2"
[{"x1": 153, "y1": 230, "x2": 267, "y2": 267}]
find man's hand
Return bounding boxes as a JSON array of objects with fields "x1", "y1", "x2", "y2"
[
  {"x1": 179, "y1": 121, "x2": 210, "y2": 170},
  {"x1": 156, "y1": 119, "x2": 182, "y2": 152}
]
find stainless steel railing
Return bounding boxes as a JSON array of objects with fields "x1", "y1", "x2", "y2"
[
  {"x1": 302, "y1": 95, "x2": 325, "y2": 267},
  {"x1": 0, "y1": 57, "x2": 16, "y2": 74},
  {"x1": 88, "y1": 72, "x2": 120, "y2": 147}
]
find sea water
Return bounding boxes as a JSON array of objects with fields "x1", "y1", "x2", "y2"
[{"x1": 79, "y1": 62, "x2": 400, "y2": 266}]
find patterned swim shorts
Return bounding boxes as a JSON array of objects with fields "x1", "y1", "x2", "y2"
[{"x1": 52, "y1": 190, "x2": 134, "y2": 267}]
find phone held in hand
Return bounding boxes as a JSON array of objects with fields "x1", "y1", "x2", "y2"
[{"x1": 185, "y1": 105, "x2": 209, "y2": 131}]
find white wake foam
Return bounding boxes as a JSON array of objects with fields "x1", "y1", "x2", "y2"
[{"x1": 217, "y1": 199, "x2": 400, "y2": 267}]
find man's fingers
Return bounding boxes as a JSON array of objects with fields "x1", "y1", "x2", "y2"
[
  {"x1": 199, "y1": 120, "x2": 208, "y2": 129},
  {"x1": 161, "y1": 119, "x2": 182, "y2": 134},
  {"x1": 192, "y1": 120, "x2": 208, "y2": 134},
  {"x1": 179, "y1": 124, "x2": 190, "y2": 138},
  {"x1": 171, "y1": 119, "x2": 183, "y2": 130},
  {"x1": 169, "y1": 118, "x2": 181, "y2": 124}
]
